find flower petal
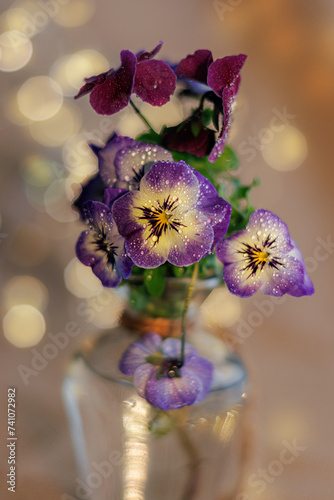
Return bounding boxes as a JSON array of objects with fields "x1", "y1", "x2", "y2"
[
  {"x1": 89, "y1": 50, "x2": 136, "y2": 115},
  {"x1": 134, "y1": 364, "x2": 158, "y2": 398},
  {"x1": 161, "y1": 120, "x2": 216, "y2": 158},
  {"x1": 76, "y1": 230, "x2": 105, "y2": 267},
  {"x1": 145, "y1": 371, "x2": 201, "y2": 410},
  {"x1": 134, "y1": 59, "x2": 176, "y2": 106},
  {"x1": 104, "y1": 188, "x2": 128, "y2": 207},
  {"x1": 193, "y1": 170, "x2": 231, "y2": 247},
  {"x1": 139, "y1": 161, "x2": 200, "y2": 212},
  {"x1": 175, "y1": 49, "x2": 213, "y2": 84},
  {"x1": 161, "y1": 337, "x2": 198, "y2": 358},
  {"x1": 73, "y1": 173, "x2": 106, "y2": 220},
  {"x1": 207, "y1": 54, "x2": 247, "y2": 97},
  {"x1": 166, "y1": 209, "x2": 214, "y2": 266},
  {"x1": 136, "y1": 41, "x2": 163, "y2": 62},
  {"x1": 83, "y1": 201, "x2": 114, "y2": 233},
  {"x1": 119, "y1": 332, "x2": 162, "y2": 375},
  {"x1": 114, "y1": 143, "x2": 173, "y2": 183},
  {"x1": 182, "y1": 355, "x2": 213, "y2": 403},
  {"x1": 208, "y1": 86, "x2": 235, "y2": 162},
  {"x1": 98, "y1": 134, "x2": 137, "y2": 187}
]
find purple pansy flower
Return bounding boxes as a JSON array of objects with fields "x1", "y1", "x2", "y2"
[
  {"x1": 75, "y1": 42, "x2": 176, "y2": 115},
  {"x1": 216, "y1": 209, "x2": 314, "y2": 298},
  {"x1": 95, "y1": 133, "x2": 173, "y2": 189},
  {"x1": 176, "y1": 50, "x2": 247, "y2": 162},
  {"x1": 119, "y1": 332, "x2": 213, "y2": 410},
  {"x1": 76, "y1": 201, "x2": 133, "y2": 287},
  {"x1": 112, "y1": 161, "x2": 231, "y2": 268}
]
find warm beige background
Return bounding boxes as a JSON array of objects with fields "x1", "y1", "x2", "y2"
[{"x1": 1, "y1": 0, "x2": 334, "y2": 499}]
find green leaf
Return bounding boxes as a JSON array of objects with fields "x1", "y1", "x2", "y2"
[
  {"x1": 144, "y1": 267, "x2": 166, "y2": 296},
  {"x1": 136, "y1": 130, "x2": 161, "y2": 145},
  {"x1": 190, "y1": 120, "x2": 201, "y2": 138}
]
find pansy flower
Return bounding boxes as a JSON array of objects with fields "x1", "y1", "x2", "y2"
[
  {"x1": 119, "y1": 332, "x2": 213, "y2": 410},
  {"x1": 112, "y1": 161, "x2": 231, "y2": 268},
  {"x1": 73, "y1": 134, "x2": 174, "y2": 218},
  {"x1": 76, "y1": 201, "x2": 133, "y2": 287},
  {"x1": 161, "y1": 113, "x2": 216, "y2": 158},
  {"x1": 176, "y1": 50, "x2": 247, "y2": 162},
  {"x1": 216, "y1": 209, "x2": 314, "y2": 298},
  {"x1": 94, "y1": 133, "x2": 173, "y2": 189},
  {"x1": 75, "y1": 42, "x2": 176, "y2": 115}
]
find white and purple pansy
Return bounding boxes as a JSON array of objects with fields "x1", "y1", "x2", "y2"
[
  {"x1": 216, "y1": 209, "x2": 314, "y2": 298},
  {"x1": 119, "y1": 332, "x2": 213, "y2": 410},
  {"x1": 95, "y1": 133, "x2": 173, "y2": 189},
  {"x1": 76, "y1": 201, "x2": 133, "y2": 287},
  {"x1": 112, "y1": 160, "x2": 231, "y2": 268}
]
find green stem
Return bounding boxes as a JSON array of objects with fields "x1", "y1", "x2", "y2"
[
  {"x1": 180, "y1": 262, "x2": 199, "y2": 365},
  {"x1": 130, "y1": 99, "x2": 156, "y2": 133}
]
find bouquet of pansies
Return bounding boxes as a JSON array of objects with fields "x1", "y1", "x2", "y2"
[{"x1": 73, "y1": 42, "x2": 314, "y2": 412}]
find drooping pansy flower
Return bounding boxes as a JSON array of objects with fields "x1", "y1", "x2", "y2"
[
  {"x1": 176, "y1": 50, "x2": 247, "y2": 162},
  {"x1": 161, "y1": 113, "x2": 216, "y2": 158},
  {"x1": 119, "y1": 332, "x2": 213, "y2": 410},
  {"x1": 216, "y1": 209, "x2": 314, "y2": 298},
  {"x1": 76, "y1": 201, "x2": 133, "y2": 287},
  {"x1": 112, "y1": 161, "x2": 231, "y2": 268},
  {"x1": 75, "y1": 42, "x2": 176, "y2": 115}
]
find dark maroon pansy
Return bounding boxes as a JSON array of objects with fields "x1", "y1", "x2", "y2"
[
  {"x1": 176, "y1": 51, "x2": 247, "y2": 162},
  {"x1": 161, "y1": 117, "x2": 216, "y2": 158},
  {"x1": 75, "y1": 43, "x2": 176, "y2": 115}
]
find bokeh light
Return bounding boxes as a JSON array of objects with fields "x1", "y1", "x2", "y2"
[
  {"x1": 3, "y1": 275, "x2": 49, "y2": 311},
  {"x1": 261, "y1": 125, "x2": 308, "y2": 171},
  {"x1": 17, "y1": 76, "x2": 63, "y2": 121},
  {"x1": 201, "y1": 287, "x2": 242, "y2": 328},
  {"x1": 50, "y1": 49, "x2": 109, "y2": 96},
  {"x1": 8, "y1": 223, "x2": 49, "y2": 267},
  {"x1": 29, "y1": 102, "x2": 82, "y2": 147},
  {"x1": 3, "y1": 305, "x2": 46, "y2": 348},
  {"x1": 64, "y1": 258, "x2": 103, "y2": 298},
  {"x1": 44, "y1": 179, "x2": 79, "y2": 223},
  {"x1": 53, "y1": 0, "x2": 96, "y2": 27},
  {"x1": 88, "y1": 289, "x2": 125, "y2": 328},
  {"x1": 0, "y1": 30, "x2": 33, "y2": 72}
]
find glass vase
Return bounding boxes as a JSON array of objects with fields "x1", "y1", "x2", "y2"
[{"x1": 63, "y1": 278, "x2": 248, "y2": 500}]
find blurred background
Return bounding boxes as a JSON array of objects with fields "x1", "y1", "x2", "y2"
[{"x1": 0, "y1": 0, "x2": 333, "y2": 498}]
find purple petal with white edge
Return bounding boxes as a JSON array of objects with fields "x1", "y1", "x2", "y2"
[
  {"x1": 161, "y1": 337, "x2": 198, "y2": 358},
  {"x1": 134, "y1": 59, "x2": 177, "y2": 106},
  {"x1": 217, "y1": 209, "x2": 313, "y2": 297},
  {"x1": 76, "y1": 230, "x2": 105, "y2": 267},
  {"x1": 182, "y1": 355, "x2": 213, "y2": 403},
  {"x1": 119, "y1": 332, "x2": 162, "y2": 375},
  {"x1": 281, "y1": 240, "x2": 314, "y2": 296},
  {"x1": 99, "y1": 134, "x2": 137, "y2": 187},
  {"x1": 207, "y1": 54, "x2": 247, "y2": 97},
  {"x1": 90, "y1": 253, "x2": 123, "y2": 288},
  {"x1": 166, "y1": 209, "x2": 214, "y2": 266},
  {"x1": 145, "y1": 370, "x2": 201, "y2": 410},
  {"x1": 175, "y1": 50, "x2": 213, "y2": 84},
  {"x1": 208, "y1": 86, "x2": 235, "y2": 162},
  {"x1": 134, "y1": 364, "x2": 158, "y2": 398},
  {"x1": 139, "y1": 161, "x2": 200, "y2": 211},
  {"x1": 136, "y1": 41, "x2": 163, "y2": 62},
  {"x1": 104, "y1": 188, "x2": 129, "y2": 208},
  {"x1": 114, "y1": 143, "x2": 173, "y2": 182},
  {"x1": 89, "y1": 50, "x2": 136, "y2": 115},
  {"x1": 83, "y1": 201, "x2": 114, "y2": 234},
  {"x1": 193, "y1": 170, "x2": 231, "y2": 247},
  {"x1": 247, "y1": 210, "x2": 293, "y2": 254},
  {"x1": 258, "y1": 255, "x2": 305, "y2": 297}
]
